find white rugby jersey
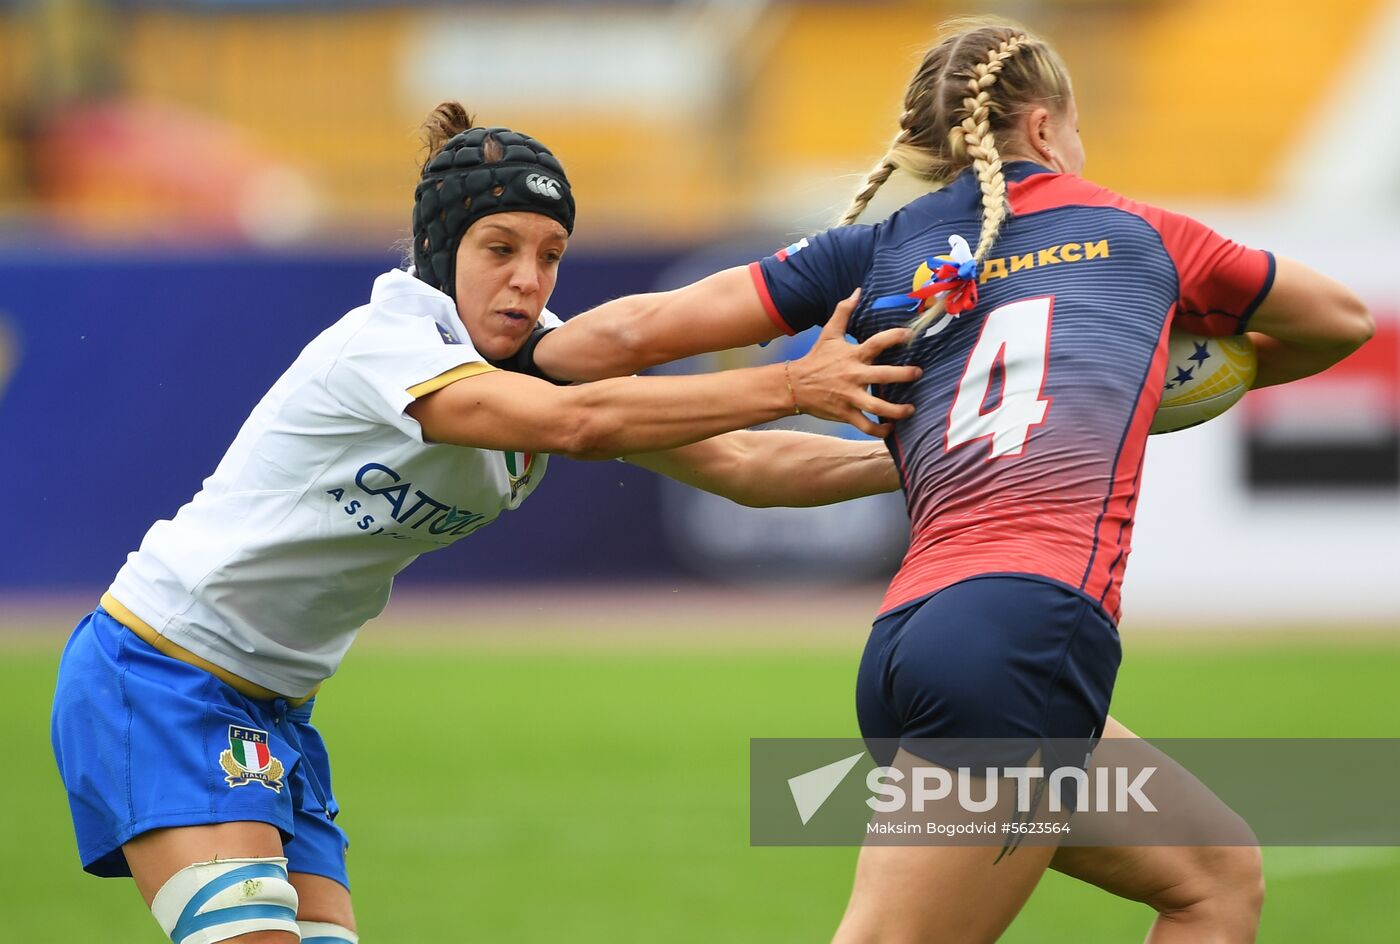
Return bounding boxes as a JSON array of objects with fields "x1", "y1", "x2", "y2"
[{"x1": 107, "y1": 269, "x2": 557, "y2": 696}]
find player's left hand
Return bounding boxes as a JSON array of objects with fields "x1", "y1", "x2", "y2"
[{"x1": 787, "y1": 289, "x2": 921, "y2": 437}]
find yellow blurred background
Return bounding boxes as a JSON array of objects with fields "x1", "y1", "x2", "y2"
[{"x1": 0, "y1": 0, "x2": 1389, "y2": 247}]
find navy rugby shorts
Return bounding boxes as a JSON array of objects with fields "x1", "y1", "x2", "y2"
[
  {"x1": 856, "y1": 575, "x2": 1122, "y2": 775},
  {"x1": 51, "y1": 608, "x2": 349, "y2": 886}
]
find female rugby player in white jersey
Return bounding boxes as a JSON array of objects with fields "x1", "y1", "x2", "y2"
[{"x1": 50, "y1": 103, "x2": 922, "y2": 944}]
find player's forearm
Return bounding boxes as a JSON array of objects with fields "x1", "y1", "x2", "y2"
[
  {"x1": 726, "y1": 431, "x2": 900, "y2": 507},
  {"x1": 536, "y1": 294, "x2": 673, "y2": 382},
  {"x1": 536, "y1": 267, "x2": 782, "y2": 383},
  {"x1": 562, "y1": 366, "x2": 797, "y2": 460},
  {"x1": 630, "y1": 431, "x2": 898, "y2": 507},
  {"x1": 1248, "y1": 333, "x2": 1370, "y2": 389},
  {"x1": 1245, "y1": 257, "x2": 1371, "y2": 390},
  {"x1": 413, "y1": 308, "x2": 914, "y2": 458}
]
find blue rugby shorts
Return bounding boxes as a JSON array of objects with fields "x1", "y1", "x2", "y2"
[
  {"x1": 856, "y1": 574, "x2": 1122, "y2": 776},
  {"x1": 51, "y1": 608, "x2": 349, "y2": 886}
]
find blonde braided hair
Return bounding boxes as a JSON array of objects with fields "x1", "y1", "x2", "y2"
[
  {"x1": 835, "y1": 17, "x2": 1072, "y2": 338},
  {"x1": 958, "y1": 35, "x2": 1026, "y2": 264},
  {"x1": 836, "y1": 74, "x2": 949, "y2": 227},
  {"x1": 906, "y1": 34, "x2": 1027, "y2": 337},
  {"x1": 837, "y1": 153, "x2": 899, "y2": 227}
]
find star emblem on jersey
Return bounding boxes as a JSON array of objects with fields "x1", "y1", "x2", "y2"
[
  {"x1": 436, "y1": 323, "x2": 460, "y2": 345},
  {"x1": 219, "y1": 725, "x2": 285, "y2": 793}
]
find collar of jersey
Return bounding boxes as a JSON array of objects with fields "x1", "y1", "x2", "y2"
[
  {"x1": 372, "y1": 268, "x2": 472, "y2": 340},
  {"x1": 942, "y1": 161, "x2": 1054, "y2": 198},
  {"x1": 924, "y1": 162, "x2": 1054, "y2": 212},
  {"x1": 999, "y1": 160, "x2": 1056, "y2": 183},
  {"x1": 373, "y1": 266, "x2": 454, "y2": 304}
]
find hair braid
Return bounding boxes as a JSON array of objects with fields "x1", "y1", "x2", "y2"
[
  {"x1": 907, "y1": 34, "x2": 1027, "y2": 338},
  {"x1": 961, "y1": 35, "x2": 1026, "y2": 265},
  {"x1": 837, "y1": 106, "x2": 925, "y2": 227},
  {"x1": 837, "y1": 152, "x2": 900, "y2": 227}
]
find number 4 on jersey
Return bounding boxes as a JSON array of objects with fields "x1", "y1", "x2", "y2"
[{"x1": 945, "y1": 296, "x2": 1054, "y2": 458}]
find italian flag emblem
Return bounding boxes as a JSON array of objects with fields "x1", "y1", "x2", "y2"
[
  {"x1": 231, "y1": 729, "x2": 271, "y2": 772},
  {"x1": 219, "y1": 725, "x2": 285, "y2": 792},
  {"x1": 503, "y1": 451, "x2": 534, "y2": 482}
]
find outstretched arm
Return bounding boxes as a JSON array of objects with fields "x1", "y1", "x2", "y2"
[
  {"x1": 407, "y1": 293, "x2": 919, "y2": 458},
  {"x1": 1246, "y1": 257, "x2": 1373, "y2": 388},
  {"x1": 625, "y1": 430, "x2": 900, "y2": 508},
  {"x1": 534, "y1": 266, "x2": 778, "y2": 382}
]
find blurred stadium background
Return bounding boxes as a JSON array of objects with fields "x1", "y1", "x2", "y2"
[{"x1": 2, "y1": 0, "x2": 1398, "y2": 941}]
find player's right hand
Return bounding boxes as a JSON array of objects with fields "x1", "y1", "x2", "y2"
[{"x1": 787, "y1": 290, "x2": 921, "y2": 437}]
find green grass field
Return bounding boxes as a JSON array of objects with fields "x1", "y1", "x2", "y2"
[{"x1": 5, "y1": 600, "x2": 1399, "y2": 942}]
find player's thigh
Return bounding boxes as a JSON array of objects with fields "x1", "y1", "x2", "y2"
[
  {"x1": 123, "y1": 827, "x2": 356, "y2": 938},
  {"x1": 838, "y1": 841, "x2": 1060, "y2": 944},
  {"x1": 124, "y1": 821, "x2": 286, "y2": 906},
  {"x1": 291, "y1": 872, "x2": 356, "y2": 930},
  {"x1": 1051, "y1": 842, "x2": 1212, "y2": 911},
  {"x1": 836, "y1": 749, "x2": 1066, "y2": 944},
  {"x1": 1049, "y1": 715, "x2": 1260, "y2": 909}
]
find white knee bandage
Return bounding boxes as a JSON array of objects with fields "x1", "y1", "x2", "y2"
[
  {"x1": 151, "y1": 856, "x2": 300, "y2": 944},
  {"x1": 299, "y1": 920, "x2": 359, "y2": 943}
]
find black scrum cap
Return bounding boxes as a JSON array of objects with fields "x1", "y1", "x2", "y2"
[{"x1": 412, "y1": 127, "x2": 575, "y2": 297}]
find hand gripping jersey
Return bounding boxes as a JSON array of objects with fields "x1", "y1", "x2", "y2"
[
  {"x1": 752, "y1": 162, "x2": 1274, "y2": 621},
  {"x1": 107, "y1": 269, "x2": 558, "y2": 696}
]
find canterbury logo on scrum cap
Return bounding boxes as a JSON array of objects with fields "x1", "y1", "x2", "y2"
[{"x1": 525, "y1": 174, "x2": 562, "y2": 200}]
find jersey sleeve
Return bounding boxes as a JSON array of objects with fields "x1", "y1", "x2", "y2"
[
  {"x1": 1154, "y1": 209, "x2": 1275, "y2": 336},
  {"x1": 539, "y1": 307, "x2": 565, "y2": 329},
  {"x1": 327, "y1": 312, "x2": 495, "y2": 442},
  {"x1": 748, "y1": 225, "x2": 877, "y2": 334}
]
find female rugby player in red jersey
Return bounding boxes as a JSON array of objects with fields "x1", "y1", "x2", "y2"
[{"x1": 522, "y1": 16, "x2": 1372, "y2": 942}]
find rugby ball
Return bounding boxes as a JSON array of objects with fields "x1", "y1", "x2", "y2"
[{"x1": 1149, "y1": 329, "x2": 1257, "y2": 435}]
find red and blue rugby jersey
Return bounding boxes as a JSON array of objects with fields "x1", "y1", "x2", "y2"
[{"x1": 751, "y1": 162, "x2": 1274, "y2": 621}]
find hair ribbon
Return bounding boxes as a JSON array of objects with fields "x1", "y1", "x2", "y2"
[{"x1": 871, "y1": 235, "x2": 980, "y2": 316}]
